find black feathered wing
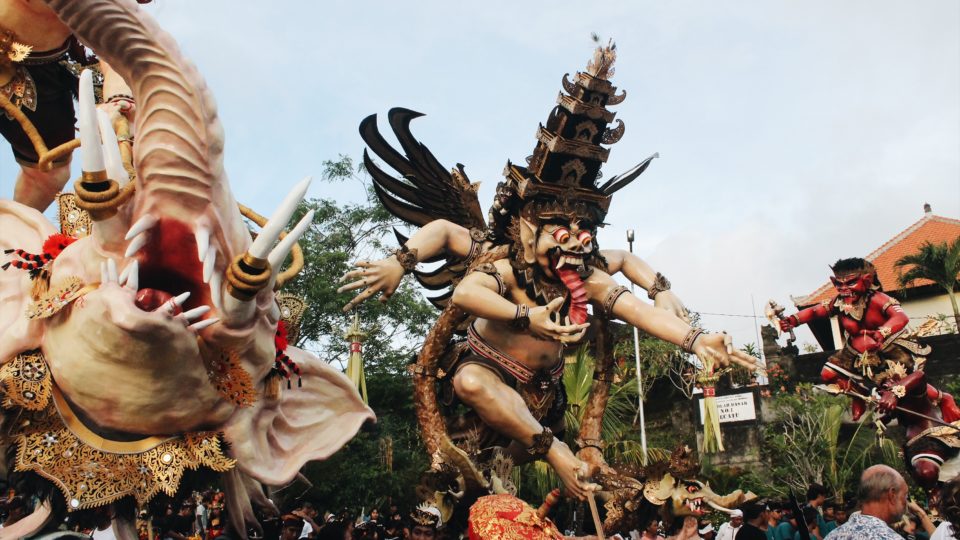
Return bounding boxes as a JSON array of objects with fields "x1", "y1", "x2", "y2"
[{"x1": 360, "y1": 108, "x2": 487, "y2": 309}]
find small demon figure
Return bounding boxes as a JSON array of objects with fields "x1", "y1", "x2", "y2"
[{"x1": 778, "y1": 257, "x2": 960, "y2": 494}]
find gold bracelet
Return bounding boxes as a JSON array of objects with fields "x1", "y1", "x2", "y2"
[{"x1": 526, "y1": 427, "x2": 554, "y2": 457}]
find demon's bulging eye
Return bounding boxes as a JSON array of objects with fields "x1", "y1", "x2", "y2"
[
  {"x1": 577, "y1": 230, "x2": 592, "y2": 246},
  {"x1": 552, "y1": 228, "x2": 570, "y2": 243}
]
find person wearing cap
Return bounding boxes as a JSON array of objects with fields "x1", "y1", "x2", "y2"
[
  {"x1": 716, "y1": 510, "x2": 743, "y2": 540},
  {"x1": 699, "y1": 522, "x2": 716, "y2": 540},
  {"x1": 736, "y1": 502, "x2": 768, "y2": 540}
]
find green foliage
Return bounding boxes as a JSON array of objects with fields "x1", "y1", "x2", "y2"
[
  {"x1": 755, "y1": 384, "x2": 901, "y2": 503},
  {"x1": 276, "y1": 155, "x2": 435, "y2": 511},
  {"x1": 894, "y1": 236, "x2": 960, "y2": 330}
]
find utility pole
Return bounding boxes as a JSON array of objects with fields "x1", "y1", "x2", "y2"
[{"x1": 627, "y1": 229, "x2": 648, "y2": 465}]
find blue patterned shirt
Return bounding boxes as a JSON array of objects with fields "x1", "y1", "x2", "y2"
[{"x1": 824, "y1": 512, "x2": 900, "y2": 540}]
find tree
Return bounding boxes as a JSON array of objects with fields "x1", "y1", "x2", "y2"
[
  {"x1": 757, "y1": 384, "x2": 900, "y2": 502},
  {"x1": 894, "y1": 237, "x2": 960, "y2": 331},
  {"x1": 276, "y1": 155, "x2": 435, "y2": 512}
]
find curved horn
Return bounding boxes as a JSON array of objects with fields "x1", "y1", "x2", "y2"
[{"x1": 45, "y1": 0, "x2": 249, "y2": 250}]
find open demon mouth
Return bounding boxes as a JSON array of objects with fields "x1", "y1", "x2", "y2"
[
  {"x1": 107, "y1": 216, "x2": 219, "y2": 330},
  {"x1": 550, "y1": 249, "x2": 587, "y2": 273},
  {"x1": 686, "y1": 497, "x2": 705, "y2": 515}
]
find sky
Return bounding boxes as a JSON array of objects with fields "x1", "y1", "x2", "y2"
[{"x1": 2, "y1": 0, "x2": 958, "y2": 355}]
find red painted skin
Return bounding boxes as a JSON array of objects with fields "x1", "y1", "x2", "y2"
[{"x1": 781, "y1": 269, "x2": 960, "y2": 491}]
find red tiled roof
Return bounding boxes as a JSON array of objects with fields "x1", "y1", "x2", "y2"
[{"x1": 794, "y1": 214, "x2": 960, "y2": 307}]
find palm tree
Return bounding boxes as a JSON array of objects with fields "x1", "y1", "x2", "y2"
[{"x1": 894, "y1": 237, "x2": 960, "y2": 331}]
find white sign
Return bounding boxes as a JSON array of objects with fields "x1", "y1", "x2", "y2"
[{"x1": 698, "y1": 392, "x2": 757, "y2": 424}]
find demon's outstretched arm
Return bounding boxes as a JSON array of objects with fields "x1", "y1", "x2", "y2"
[
  {"x1": 779, "y1": 302, "x2": 832, "y2": 331},
  {"x1": 339, "y1": 219, "x2": 472, "y2": 310},
  {"x1": 601, "y1": 249, "x2": 688, "y2": 321},
  {"x1": 587, "y1": 270, "x2": 758, "y2": 371}
]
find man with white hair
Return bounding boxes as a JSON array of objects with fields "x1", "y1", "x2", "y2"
[
  {"x1": 825, "y1": 464, "x2": 907, "y2": 539},
  {"x1": 715, "y1": 509, "x2": 742, "y2": 540}
]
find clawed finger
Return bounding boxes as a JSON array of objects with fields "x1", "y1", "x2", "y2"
[
  {"x1": 729, "y1": 349, "x2": 759, "y2": 370},
  {"x1": 340, "y1": 268, "x2": 366, "y2": 282},
  {"x1": 336, "y1": 279, "x2": 367, "y2": 293}
]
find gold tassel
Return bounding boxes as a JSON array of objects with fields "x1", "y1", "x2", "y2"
[
  {"x1": 263, "y1": 372, "x2": 282, "y2": 401},
  {"x1": 698, "y1": 369, "x2": 724, "y2": 453}
]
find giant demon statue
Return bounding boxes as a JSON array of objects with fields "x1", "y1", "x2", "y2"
[
  {"x1": 0, "y1": 1, "x2": 372, "y2": 537},
  {"x1": 341, "y1": 42, "x2": 758, "y2": 529},
  {"x1": 775, "y1": 257, "x2": 960, "y2": 498}
]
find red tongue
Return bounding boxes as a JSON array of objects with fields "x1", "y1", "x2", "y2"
[
  {"x1": 134, "y1": 288, "x2": 177, "y2": 313},
  {"x1": 556, "y1": 266, "x2": 588, "y2": 325}
]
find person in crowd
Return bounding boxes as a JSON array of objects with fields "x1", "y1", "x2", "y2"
[
  {"x1": 797, "y1": 507, "x2": 823, "y2": 540},
  {"x1": 770, "y1": 507, "x2": 796, "y2": 540},
  {"x1": 667, "y1": 516, "x2": 703, "y2": 540},
  {"x1": 824, "y1": 464, "x2": 908, "y2": 539},
  {"x1": 409, "y1": 504, "x2": 442, "y2": 540},
  {"x1": 819, "y1": 503, "x2": 837, "y2": 537},
  {"x1": 165, "y1": 500, "x2": 199, "y2": 540},
  {"x1": 717, "y1": 510, "x2": 743, "y2": 540},
  {"x1": 293, "y1": 502, "x2": 321, "y2": 539},
  {"x1": 353, "y1": 521, "x2": 379, "y2": 540},
  {"x1": 382, "y1": 512, "x2": 405, "y2": 540},
  {"x1": 765, "y1": 502, "x2": 783, "y2": 540},
  {"x1": 737, "y1": 502, "x2": 769, "y2": 540},
  {"x1": 931, "y1": 477, "x2": 960, "y2": 540},
  {"x1": 280, "y1": 515, "x2": 306, "y2": 540},
  {"x1": 699, "y1": 522, "x2": 716, "y2": 540}
]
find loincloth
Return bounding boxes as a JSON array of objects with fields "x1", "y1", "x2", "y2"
[
  {"x1": 0, "y1": 39, "x2": 77, "y2": 166},
  {"x1": 441, "y1": 325, "x2": 566, "y2": 452},
  {"x1": 828, "y1": 338, "x2": 929, "y2": 383}
]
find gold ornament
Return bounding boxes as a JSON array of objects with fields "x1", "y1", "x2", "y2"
[
  {"x1": 0, "y1": 350, "x2": 52, "y2": 411},
  {"x1": 202, "y1": 348, "x2": 257, "y2": 408},
  {"x1": 57, "y1": 193, "x2": 93, "y2": 238},
  {"x1": 5, "y1": 353, "x2": 236, "y2": 510},
  {"x1": 26, "y1": 276, "x2": 91, "y2": 319}
]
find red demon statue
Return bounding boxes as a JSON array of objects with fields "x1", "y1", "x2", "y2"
[{"x1": 778, "y1": 257, "x2": 960, "y2": 496}]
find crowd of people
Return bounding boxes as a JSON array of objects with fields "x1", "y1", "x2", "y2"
[
  {"x1": 3, "y1": 466, "x2": 960, "y2": 539},
  {"x1": 0, "y1": 491, "x2": 442, "y2": 540},
  {"x1": 633, "y1": 467, "x2": 960, "y2": 540}
]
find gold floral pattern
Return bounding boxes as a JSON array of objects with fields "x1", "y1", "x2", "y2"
[
  {"x1": 0, "y1": 350, "x2": 51, "y2": 411},
  {"x1": 26, "y1": 276, "x2": 89, "y2": 319},
  {"x1": 203, "y1": 349, "x2": 257, "y2": 408},
  {"x1": 56, "y1": 193, "x2": 92, "y2": 238},
  {"x1": 4, "y1": 352, "x2": 235, "y2": 510}
]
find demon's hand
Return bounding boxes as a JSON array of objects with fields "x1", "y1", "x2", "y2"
[
  {"x1": 692, "y1": 333, "x2": 760, "y2": 371},
  {"x1": 530, "y1": 297, "x2": 589, "y2": 343},
  {"x1": 654, "y1": 290, "x2": 690, "y2": 323},
  {"x1": 877, "y1": 390, "x2": 899, "y2": 413},
  {"x1": 339, "y1": 256, "x2": 406, "y2": 311},
  {"x1": 546, "y1": 439, "x2": 600, "y2": 501},
  {"x1": 778, "y1": 315, "x2": 799, "y2": 332}
]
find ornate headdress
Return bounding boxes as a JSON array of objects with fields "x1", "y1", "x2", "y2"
[
  {"x1": 490, "y1": 38, "x2": 657, "y2": 238},
  {"x1": 410, "y1": 503, "x2": 442, "y2": 529}
]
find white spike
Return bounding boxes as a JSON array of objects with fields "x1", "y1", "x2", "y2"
[
  {"x1": 123, "y1": 260, "x2": 139, "y2": 291},
  {"x1": 125, "y1": 214, "x2": 157, "y2": 241},
  {"x1": 196, "y1": 226, "x2": 210, "y2": 262},
  {"x1": 180, "y1": 305, "x2": 211, "y2": 322},
  {"x1": 124, "y1": 232, "x2": 148, "y2": 258},
  {"x1": 106, "y1": 258, "x2": 118, "y2": 283},
  {"x1": 188, "y1": 318, "x2": 220, "y2": 332},
  {"x1": 100, "y1": 261, "x2": 108, "y2": 284},
  {"x1": 78, "y1": 70, "x2": 104, "y2": 172},
  {"x1": 248, "y1": 176, "x2": 312, "y2": 259},
  {"x1": 160, "y1": 292, "x2": 191, "y2": 314},
  {"x1": 209, "y1": 271, "x2": 223, "y2": 311},
  {"x1": 118, "y1": 263, "x2": 130, "y2": 286},
  {"x1": 203, "y1": 248, "x2": 217, "y2": 284},
  {"x1": 96, "y1": 109, "x2": 127, "y2": 184},
  {"x1": 268, "y1": 209, "x2": 314, "y2": 270}
]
